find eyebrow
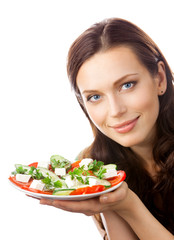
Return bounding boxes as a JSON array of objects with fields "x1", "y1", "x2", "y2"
[{"x1": 81, "y1": 73, "x2": 139, "y2": 95}]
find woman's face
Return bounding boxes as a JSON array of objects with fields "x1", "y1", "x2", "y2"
[{"x1": 76, "y1": 46, "x2": 164, "y2": 149}]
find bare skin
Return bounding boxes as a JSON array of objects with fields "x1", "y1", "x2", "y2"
[
  {"x1": 40, "y1": 182, "x2": 173, "y2": 239},
  {"x1": 39, "y1": 47, "x2": 173, "y2": 239}
]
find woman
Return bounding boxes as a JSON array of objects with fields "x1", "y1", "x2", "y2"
[{"x1": 40, "y1": 18, "x2": 174, "y2": 239}]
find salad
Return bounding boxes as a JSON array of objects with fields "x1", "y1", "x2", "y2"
[{"x1": 9, "y1": 155, "x2": 126, "y2": 196}]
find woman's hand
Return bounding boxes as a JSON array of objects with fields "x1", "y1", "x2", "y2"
[
  {"x1": 40, "y1": 183, "x2": 174, "y2": 239},
  {"x1": 40, "y1": 182, "x2": 135, "y2": 216}
]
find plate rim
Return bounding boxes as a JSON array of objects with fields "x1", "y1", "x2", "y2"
[{"x1": 9, "y1": 179, "x2": 123, "y2": 200}]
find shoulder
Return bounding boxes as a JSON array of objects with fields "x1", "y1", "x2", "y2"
[{"x1": 75, "y1": 147, "x2": 91, "y2": 160}]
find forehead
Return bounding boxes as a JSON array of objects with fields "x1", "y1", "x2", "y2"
[{"x1": 76, "y1": 46, "x2": 144, "y2": 90}]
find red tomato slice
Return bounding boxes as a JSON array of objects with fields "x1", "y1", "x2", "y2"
[
  {"x1": 48, "y1": 164, "x2": 54, "y2": 172},
  {"x1": 107, "y1": 170, "x2": 126, "y2": 187},
  {"x1": 9, "y1": 176, "x2": 52, "y2": 195},
  {"x1": 9, "y1": 162, "x2": 38, "y2": 190},
  {"x1": 28, "y1": 162, "x2": 38, "y2": 168},
  {"x1": 70, "y1": 171, "x2": 126, "y2": 195},
  {"x1": 9, "y1": 176, "x2": 31, "y2": 189},
  {"x1": 68, "y1": 160, "x2": 95, "y2": 176},
  {"x1": 70, "y1": 185, "x2": 105, "y2": 195},
  {"x1": 9, "y1": 161, "x2": 57, "y2": 195},
  {"x1": 9, "y1": 161, "x2": 126, "y2": 196},
  {"x1": 68, "y1": 160, "x2": 82, "y2": 172}
]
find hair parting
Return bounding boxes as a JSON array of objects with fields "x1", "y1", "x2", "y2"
[{"x1": 67, "y1": 18, "x2": 174, "y2": 233}]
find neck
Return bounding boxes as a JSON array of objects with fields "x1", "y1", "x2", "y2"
[
  {"x1": 131, "y1": 144, "x2": 160, "y2": 178},
  {"x1": 130, "y1": 126, "x2": 157, "y2": 168},
  {"x1": 131, "y1": 144, "x2": 153, "y2": 163}
]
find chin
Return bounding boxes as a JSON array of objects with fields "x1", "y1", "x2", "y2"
[{"x1": 109, "y1": 135, "x2": 142, "y2": 148}]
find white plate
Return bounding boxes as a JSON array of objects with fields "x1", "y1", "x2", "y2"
[{"x1": 9, "y1": 180, "x2": 123, "y2": 201}]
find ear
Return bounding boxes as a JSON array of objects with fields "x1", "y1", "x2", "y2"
[{"x1": 156, "y1": 61, "x2": 167, "y2": 96}]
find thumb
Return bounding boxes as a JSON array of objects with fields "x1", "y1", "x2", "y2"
[{"x1": 99, "y1": 182, "x2": 128, "y2": 204}]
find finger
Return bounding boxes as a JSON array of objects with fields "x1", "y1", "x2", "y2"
[
  {"x1": 99, "y1": 182, "x2": 128, "y2": 204},
  {"x1": 51, "y1": 199, "x2": 97, "y2": 213},
  {"x1": 40, "y1": 198, "x2": 101, "y2": 215},
  {"x1": 53, "y1": 200, "x2": 81, "y2": 212},
  {"x1": 40, "y1": 198, "x2": 54, "y2": 206},
  {"x1": 40, "y1": 198, "x2": 84, "y2": 212},
  {"x1": 26, "y1": 194, "x2": 40, "y2": 200}
]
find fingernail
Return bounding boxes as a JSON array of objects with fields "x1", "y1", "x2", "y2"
[{"x1": 40, "y1": 199, "x2": 46, "y2": 205}]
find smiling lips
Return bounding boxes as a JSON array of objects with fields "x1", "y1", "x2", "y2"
[{"x1": 110, "y1": 117, "x2": 139, "y2": 133}]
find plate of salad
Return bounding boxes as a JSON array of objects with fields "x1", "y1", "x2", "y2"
[{"x1": 9, "y1": 155, "x2": 126, "y2": 200}]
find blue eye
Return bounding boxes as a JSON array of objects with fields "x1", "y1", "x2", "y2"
[
  {"x1": 87, "y1": 94, "x2": 101, "y2": 102},
  {"x1": 122, "y1": 82, "x2": 135, "y2": 90}
]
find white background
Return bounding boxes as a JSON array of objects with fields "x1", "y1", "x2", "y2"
[{"x1": 0, "y1": 0, "x2": 173, "y2": 239}]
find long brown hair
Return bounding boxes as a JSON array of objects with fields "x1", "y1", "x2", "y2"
[{"x1": 67, "y1": 18, "x2": 174, "y2": 233}]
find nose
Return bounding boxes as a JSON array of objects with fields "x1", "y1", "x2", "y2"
[{"x1": 107, "y1": 94, "x2": 127, "y2": 118}]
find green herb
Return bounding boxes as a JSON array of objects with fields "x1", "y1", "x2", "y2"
[
  {"x1": 54, "y1": 180, "x2": 63, "y2": 188},
  {"x1": 59, "y1": 161, "x2": 69, "y2": 168},
  {"x1": 28, "y1": 166, "x2": 36, "y2": 175},
  {"x1": 50, "y1": 159, "x2": 57, "y2": 170},
  {"x1": 42, "y1": 177, "x2": 52, "y2": 185},
  {"x1": 88, "y1": 160, "x2": 104, "y2": 172},
  {"x1": 95, "y1": 168, "x2": 107, "y2": 179},
  {"x1": 76, "y1": 176, "x2": 84, "y2": 184},
  {"x1": 50, "y1": 155, "x2": 71, "y2": 170},
  {"x1": 33, "y1": 169, "x2": 44, "y2": 180},
  {"x1": 16, "y1": 165, "x2": 27, "y2": 174},
  {"x1": 42, "y1": 177, "x2": 62, "y2": 189},
  {"x1": 68, "y1": 166, "x2": 90, "y2": 184},
  {"x1": 14, "y1": 165, "x2": 43, "y2": 180},
  {"x1": 85, "y1": 177, "x2": 89, "y2": 185},
  {"x1": 88, "y1": 160, "x2": 106, "y2": 179}
]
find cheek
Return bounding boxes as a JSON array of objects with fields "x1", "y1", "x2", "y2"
[
  {"x1": 129, "y1": 90, "x2": 160, "y2": 132},
  {"x1": 136, "y1": 92, "x2": 159, "y2": 114},
  {"x1": 85, "y1": 105, "x2": 107, "y2": 129},
  {"x1": 127, "y1": 84, "x2": 159, "y2": 113}
]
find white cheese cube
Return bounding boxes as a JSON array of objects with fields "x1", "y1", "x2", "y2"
[
  {"x1": 37, "y1": 162, "x2": 49, "y2": 169},
  {"x1": 16, "y1": 174, "x2": 31, "y2": 183},
  {"x1": 79, "y1": 158, "x2": 93, "y2": 170},
  {"x1": 103, "y1": 169, "x2": 117, "y2": 179},
  {"x1": 65, "y1": 175, "x2": 82, "y2": 188},
  {"x1": 88, "y1": 177, "x2": 98, "y2": 186},
  {"x1": 29, "y1": 180, "x2": 45, "y2": 191},
  {"x1": 55, "y1": 168, "x2": 66, "y2": 176}
]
